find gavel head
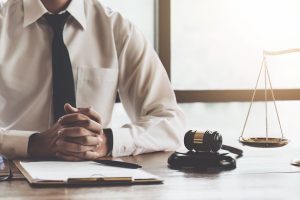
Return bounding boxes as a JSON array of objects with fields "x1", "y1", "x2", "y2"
[{"x1": 184, "y1": 130, "x2": 223, "y2": 152}]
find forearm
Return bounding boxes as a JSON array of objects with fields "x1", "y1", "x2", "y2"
[{"x1": 111, "y1": 109, "x2": 186, "y2": 157}]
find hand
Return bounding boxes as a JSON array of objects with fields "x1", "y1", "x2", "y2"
[
  {"x1": 27, "y1": 122, "x2": 62, "y2": 159},
  {"x1": 28, "y1": 104, "x2": 108, "y2": 160},
  {"x1": 55, "y1": 104, "x2": 108, "y2": 161}
]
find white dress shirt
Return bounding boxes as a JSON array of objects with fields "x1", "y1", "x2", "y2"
[{"x1": 0, "y1": 0, "x2": 186, "y2": 158}]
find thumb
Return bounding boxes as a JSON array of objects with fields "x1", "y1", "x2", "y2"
[{"x1": 64, "y1": 103, "x2": 79, "y2": 114}]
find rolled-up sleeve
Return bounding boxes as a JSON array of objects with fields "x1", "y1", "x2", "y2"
[
  {"x1": 111, "y1": 18, "x2": 186, "y2": 157},
  {"x1": 0, "y1": 129, "x2": 35, "y2": 158}
]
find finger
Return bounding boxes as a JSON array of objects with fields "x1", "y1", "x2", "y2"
[
  {"x1": 59, "y1": 127, "x2": 96, "y2": 137},
  {"x1": 97, "y1": 141, "x2": 109, "y2": 157},
  {"x1": 77, "y1": 107, "x2": 101, "y2": 123},
  {"x1": 84, "y1": 151, "x2": 102, "y2": 160},
  {"x1": 59, "y1": 113, "x2": 89, "y2": 125},
  {"x1": 64, "y1": 104, "x2": 101, "y2": 123},
  {"x1": 56, "y1": 139, "x2": 98, "y2": 153},
  {"x1": 62, "y1": 119, "x2": 103, "y2": 133},
  {"x1": 64, "y1": 135, "x2": 102, "y2": 146},
  {"x1": 56, "y1": 152, "x2": 82, "y2": 161},
  {"x1": 64, "y1": 103, "x2": 79, "y2": 113},
  {"x1": 59, "y1": 113, "x2": 102, "y2": 133}
]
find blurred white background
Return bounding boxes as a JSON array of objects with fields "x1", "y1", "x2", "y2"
[{"x1": 172, "y1": 0, "x2": 300, "y2": 90}]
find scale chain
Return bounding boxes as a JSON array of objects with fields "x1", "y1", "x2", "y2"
[
  {"x1": 264, "y1": 59, "x2": 284, "y2": 139},
  {"x1": 240, "y1": 57, "x2": 265, "y2": 138}
]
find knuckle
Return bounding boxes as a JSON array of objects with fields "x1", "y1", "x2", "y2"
[
  {"x1": 61, "y1": 129, "x2": 72, "y2": 136},
  {"x1": 98, "y1": 135, "x2": 103, "y2": 144},
  {"x1": 75, "y1": 127, "x2": 84, "y2": 134},
  {"x1": 58, "y1": 118, "x2": 64, "y2": 125},
  {"x1": 80, "y1": 128, "x2": 88, "y2": 135},
  {"x1": 58, "y1": 128, "x2": 65, "y2": 135},
  {"x1": 82, "y1": 136, "x2": 89, "y2": 144},
  {"x1": 82, "y1": 151, "x2": 89, "y2": 158},
  {"x1": 83, "y1": 119, "x2": 92, "y2": 127},
  {"x1": 74, "y1": 114, "x2": 82, "y2": 120},
  {"x1": 87, "y1": 106, "x2": 92, "y2": 113},
  {"x1": 74, "y1": 113, "x2": 86, "y2": 121},
  {"x1": 76, "y1": 145, "x2": 82, "y2": 152},
  {"x1": 78, "y1": 145, "x2": 85, "y2": 152}
]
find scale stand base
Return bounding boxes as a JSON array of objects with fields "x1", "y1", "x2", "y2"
[{"x1": 239, "y1": 137, "x2": 289, "y2": 148}]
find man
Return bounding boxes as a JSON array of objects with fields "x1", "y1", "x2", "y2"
[{"x1": 0, "y1": 0, "x2": 185, "y2": 160}]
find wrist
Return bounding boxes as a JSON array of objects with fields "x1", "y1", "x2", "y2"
[
  {"x1": 103, "y1": 128, "x2": 113, "y2": 156},
  {"x1": 27, "y1": 133, "x2": 40, "y2": 157}
]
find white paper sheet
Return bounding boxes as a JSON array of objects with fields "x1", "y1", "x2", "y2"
[{"x1": 20, "y1": 161, "x2": 159, "y2": 182}]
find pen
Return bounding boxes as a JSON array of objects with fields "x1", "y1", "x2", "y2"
[{"x1": 94, "y1": 160, "x2": 142, "y2": 169}]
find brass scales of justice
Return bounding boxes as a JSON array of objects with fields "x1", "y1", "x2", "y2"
[{"x1": 238, "y1": 49, "x2": 300, "y2": 147}]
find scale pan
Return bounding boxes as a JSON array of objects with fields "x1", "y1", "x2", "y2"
[{"x1": 239, "y1": 137, "x2": 288, "y2": 148}]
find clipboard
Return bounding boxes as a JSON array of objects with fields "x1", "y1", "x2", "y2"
[{"x1": 14, "y1": 160, "x2": 163, "y2": 186}]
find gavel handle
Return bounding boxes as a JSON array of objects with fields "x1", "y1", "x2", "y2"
[{"x1": 221, "y1": 145, "x2": 243, "y2": 157}]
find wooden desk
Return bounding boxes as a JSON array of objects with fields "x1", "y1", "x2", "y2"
[{"x1": 1, "y1": 146, "x2": 300, "y2": 200}]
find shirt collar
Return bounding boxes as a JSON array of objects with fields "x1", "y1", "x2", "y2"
[
  {"x1": 23, "y1": 0, "x2": 48, "y2": 27},
  {"x1": 23, "y1": 0, "x2": 87, "y2": 30},
  {"x1": 66, "y1": 0, "x2": 87, "y2": 30}
]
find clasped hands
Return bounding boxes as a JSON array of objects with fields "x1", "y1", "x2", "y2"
[{"x1": 28, "y1": 104, "x2": 108, "y2": 161}]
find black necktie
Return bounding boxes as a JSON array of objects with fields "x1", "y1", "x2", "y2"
[{"x1": 45, "y1": 12, "x2": 76, "y2": 121}]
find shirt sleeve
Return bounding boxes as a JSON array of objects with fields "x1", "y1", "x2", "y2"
[
  {"x1": 111, "y1": 19, "x2": 186, "y2": 157},
  {"x1": 0, "y1": 128, "x2": 35, "y2": 158}
]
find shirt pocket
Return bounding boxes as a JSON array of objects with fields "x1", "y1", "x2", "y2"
[{"x1": 76, "y1": 66, "x2": 119, "y2": 126}]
